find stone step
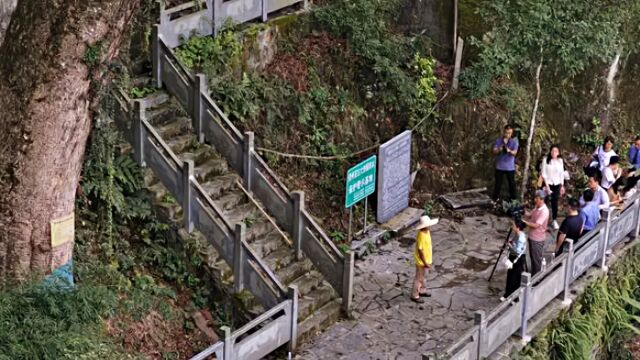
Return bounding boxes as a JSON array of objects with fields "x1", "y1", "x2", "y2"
[
  {"x1": 200, "y1": 175, "x2": 240, "y2": 199},
  {"x1": 297, "y1": 298, "x2": 342, "y2": 344},
  {"x1": 193, "y1": 158, "x2": 229, "y2": 182},
  {"x1": 288, "y1": 270, "x2": 324, "y2": 297},
  {"x1": 224, "y1": 203, "x2": 261, "y2": 226},
  {"x1": 249, "y1": 232, "x2": 284, "y2": 259},
  {"x1": 244, "y1": 219, "x2": 275, "y2": 242},
  {"x1": 156, "y1": 117, "x2": 191, "y2": 139},
  {"x1": 297, "y1": 282, "x2": 337, "y2": 321},
  {"x1": 143, "y1": 169, "x2": 156, "y2": 186},
  {"x1": 263, "y1": 248, "x2": 295, "y2": 272},
  {"x1": 141, "y1": 89, "x2": 169, "y2": 108},
  {"x1": 277, "y1": 258, "x2": 314, "y2": 285},
  {"x1": 146, "y1": 103, "x2": 183, "y2": 126},
  {"x1": 166, "y1": 133, "x2": 195, "y2": 154},
  {"x1": 213, "y1": 191, "x2": 246, "y2": 212},
  {"x1": 180, "y1": 147, "x2": 223, "y2": 167}
]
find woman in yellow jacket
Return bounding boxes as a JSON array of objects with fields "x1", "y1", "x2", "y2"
[{"x1": 411, "y1": 216, "x2": 439, "y2": 303}]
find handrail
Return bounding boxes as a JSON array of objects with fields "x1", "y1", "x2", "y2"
[
  {"x1": 302, "y1": 209, "x2": 344, "y2": 260},
  {"x1": 485, "y1": 287, "x2": 523, "y2": 321},
  {"x1": 141, "y1": 119, "x2": 184, "y2": 169},
  {"x1": 442, "y1": 326, "x2": 478, "y2": 355},
  {"x1": 189, "y1": 341, "x2": 224, "y2": 360},
  {"x1": 191, "y1": 179, "x2": 234, "y2": 231},
  {"x1": 232, "y1": 299, "x2": 290, "y2": 339},
  {"x1": 158, "y1": 36, "x2": 194, "y2": 82},
  {"x1": 234, "y1": 179, "x2": 293, "y2": 247},
  {"x1": 162, "y1": 0, "x2": 204, "y2": 16},
  {"x1": 243, "y1": 238, "x2": 288, "y2": 298},
  {"x1": 202, "y1": 92, "x2": 244, "y2": 141},
  {"x1": 251, "y1": 151, "x2": 292, "y2": 197}
]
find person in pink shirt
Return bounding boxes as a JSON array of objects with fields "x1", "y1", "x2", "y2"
[{"x1": 523, "y1": 190, "x2": 550, "y2": 275}]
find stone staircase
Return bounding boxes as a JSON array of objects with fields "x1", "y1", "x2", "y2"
[{"x1": 138, "y1": 85, "x2": 342, "y2": 343}]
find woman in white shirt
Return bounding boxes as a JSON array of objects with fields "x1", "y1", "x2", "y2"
[
  {"x1": 590, "y1": 136, "x2": 617, "y2": 173},
  {"x1": 601, "y1": 155, "x2": 623, "y2": 205},
  {"x1": 541, "y1": 145, "x2": 566, "y2": 229}
]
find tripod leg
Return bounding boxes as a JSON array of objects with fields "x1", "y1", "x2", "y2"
[{"x1": 488, "y1": 227, "x2": 513, "y2": 282}]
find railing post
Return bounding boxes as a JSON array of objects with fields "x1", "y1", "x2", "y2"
[
  {"x1": 222, "y1": 325, "x2": 232, "y2": 359},
  {"x1": 205, "y1": 0, "x2": 214, "y2": 36},
  {"x1": 262, "y1": 0, "x2": 268, "y2": 22},
  {"x1": 303, "y1": 0, "x2": 309, "y2": 10},
  {"x1": 152, "y1": 24, "x2": 162, "y2": 89},
  {"x1": 292, "y1": 191, "x2": 305, "y2": 260},
  {"x1": 474, "y1": 311, "x2": 486, "y2": 358},
  {"x1": 634, "y1": 198, "x2": 640, "y2": 239},
  {"x1": 183, "y1": 160, "x2": 195, "y2": 233},
  {"x1": 341, "y1": 251, "x2": 355, "y2": 316},
  {"x1": 193, "y1": 74, "x2": 207, "y2": 143},
  {"x1": 288, "y1": 285, "x2": 299, "y2": 354},
  {"x1": 234, "y1": 223, "x2": 246, "y2": 294},
  {"x1": 133, "y1": 100, "x2": 146, "y2": 167},
  {"x1": 520, "y1": 272, "x2": 532, "y2": 344},
  {"x1": 243, "y1": 132, "x2": 255, "y2": 192},
  {"x1": 562, "y1": 239, "x2": 574, "y2": 306},
  {"x1": 212, "y1": 0, "x2": 222, "y2": 36},
  {"x1": 601, "y1": 209, "x2": 613, "y2": 272}
]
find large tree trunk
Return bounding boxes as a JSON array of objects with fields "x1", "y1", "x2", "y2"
[
  {"x1": 520, "y1": 53, "x2": 543, "y2": 198},
  {"x1": 0, "y1": 0, "x2": 141, "y2": 281}
]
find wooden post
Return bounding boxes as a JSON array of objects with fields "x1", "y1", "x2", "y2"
[
  {"x1": 452, "y1": 37, "x2": 464, "y2": 91},
  {"x1": 562, "y1": 239, "x2": 574, "y2": 306},
  {"x1": 152, "y1": 25, "x2": 162, "y2": 88},
  {"x1": 133, "y1": 100, "x2": 146, "y2": 168},
  {"x1": 234, "y1": 223, "x2": 246, "y2": 294},
  {"x1": 292, "y1": 191, "x2": 305, "y2": 260},
  {"x1": 243, "y1": 132, "x2": 255, "y2": 192},
  {"x1": 288, "y1": 286, "x2": 299, "y2": 354},
  {"x1": 474, "y1": 311, "x2": 486, "y2": 357},
  {"x1": 193, "y1": 74, "x2": 207, "y2": 143},
  {"x1": 183, "y1": 160, "x2": 195, "y2": 233},
  {"x1": 341, "y1": 252, "x2": 355, "y2": 315},
  {"x1": 520, "y1": 273, "x2": 532, "y2": 344}
]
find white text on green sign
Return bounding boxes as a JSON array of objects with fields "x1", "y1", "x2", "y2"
[{"x1": 345, "y1": 156, "x2": 377, "y2": 208}]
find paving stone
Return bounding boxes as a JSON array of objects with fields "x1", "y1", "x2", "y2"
[{"x1": 298, "y1": 214, "x2": 514, "y2": 359}]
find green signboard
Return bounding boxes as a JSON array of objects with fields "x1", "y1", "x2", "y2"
[{"x1": 345, "y1": 156, "x2": 377, "y2": 208}]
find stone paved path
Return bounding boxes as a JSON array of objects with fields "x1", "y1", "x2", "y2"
[{"x1": 297, "y1": 214, "x2": 529, "y2": 360}]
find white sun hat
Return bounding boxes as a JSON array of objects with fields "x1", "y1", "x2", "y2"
[{"x1": 415, "y1": 215, "x2": 439, "y2": 230}]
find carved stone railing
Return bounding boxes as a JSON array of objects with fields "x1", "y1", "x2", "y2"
[
  {"x1": 431, "y1": 195, "x2": 640, "y2": 360},
  {"x1": 158, "y1": 0, "x2": 308, "y2": 49},
  {"x1": 152, "y1": 23, "x2": 355, "y2": 314}
]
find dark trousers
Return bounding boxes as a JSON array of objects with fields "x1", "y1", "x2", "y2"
[
  {"x1": 548, "y1": 184, "x2": 561, "y2": 220},
  {"x1": 528, "y1": 239, "x2": 545, "y2": 275},
  {"x1": 505, "y1": 253, "x2": 525, "y2": 297},
  {"x1": 494, "y1": 170, "x2": 517, "y2": 201}
]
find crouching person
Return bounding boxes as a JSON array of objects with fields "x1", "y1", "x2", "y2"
[
  {"x1": 411, "y1": 216, "x2": 439, "y2": 303},
  {"x1": 501, "y1": 220, "x2": 527, "y2": 301}
]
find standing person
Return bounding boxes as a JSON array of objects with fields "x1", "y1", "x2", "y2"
[
  {"x1": 501, "y1": 220, "x2": 527, "y2": 301},
  {"x1": 587, "y1": 136, "x2": 617, "y2": 177},
  {"x1": 601, "y1": 155, "x2": 623, "y2": 204},
  {"x1": 541, "y1": 145, "x2": 567, "y2": 229},
  {"x1": 580, "y1": 176, "x2": 610, "y2": 210},
  {"x1": 554, "y1": 199, "x2": 584, "y2": 256},
  {"x1": 623, "y1": 136, "x2": 640, "y2": 197},
  {"x1": 580, "y1": 189, "x2": 601, "y2": 235},
  {"x1": 492, "y1": 125, "x2": 519, "y2": 201},
  {"x1": 523, "y1": 190, "x2": 550, "y2": 275},
  {"x1": 411, "y1": 216, "x2": 438, "y2": 303}
]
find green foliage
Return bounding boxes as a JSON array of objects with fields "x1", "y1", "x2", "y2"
[
  {"x1": 519, "y1": 247, "x2": 640, "y2": 360},
  {"x1": 129, "y1": 87, "x2": 156, "y2": 99},
  {"x1": 175, "y1": 26, "x2": 242, "y2": 79},
  {"x1": 83, "y1": 43, "x2": 102, "y2": 66},
  {"x1": 462, "y1": 0, "x2": 624, "y2": 98},
  {"x1": 0, "y1": 281, "x2": 138, "y2": 360},
  {"x1": 574, "y1": 117, "x2": 602, "y2": 150}
]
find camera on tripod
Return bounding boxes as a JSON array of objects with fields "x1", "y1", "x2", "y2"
[{"x1": 503, "y1": 201, "x2": 525, "y2": 222}]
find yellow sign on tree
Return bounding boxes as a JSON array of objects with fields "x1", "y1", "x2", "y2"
[{"x1": 51, "y1": 213, "x2": 75, "y2": 248}]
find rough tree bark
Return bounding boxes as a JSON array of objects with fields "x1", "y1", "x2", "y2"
[
  {"x1": 0, "y1": 0, "x2": 141, "y2": 281},
  {"x1": 520, "y1": 52, "x2": 544, "y2": 198}
]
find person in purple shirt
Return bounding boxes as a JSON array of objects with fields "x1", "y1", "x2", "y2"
[
  {"x1": 580, "y1": 189, "x2": 601, "y2": 235},
  {"x1": 492, "y1": 125, "x2": 519, "y2": 201},
  {"x1": 627, "y1": 136, "x2": 640, "y2": 170}
]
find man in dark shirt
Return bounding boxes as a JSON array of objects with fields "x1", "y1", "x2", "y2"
[{"x1": 554, "y1": 198, "x2": 584, "y2": 257}]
